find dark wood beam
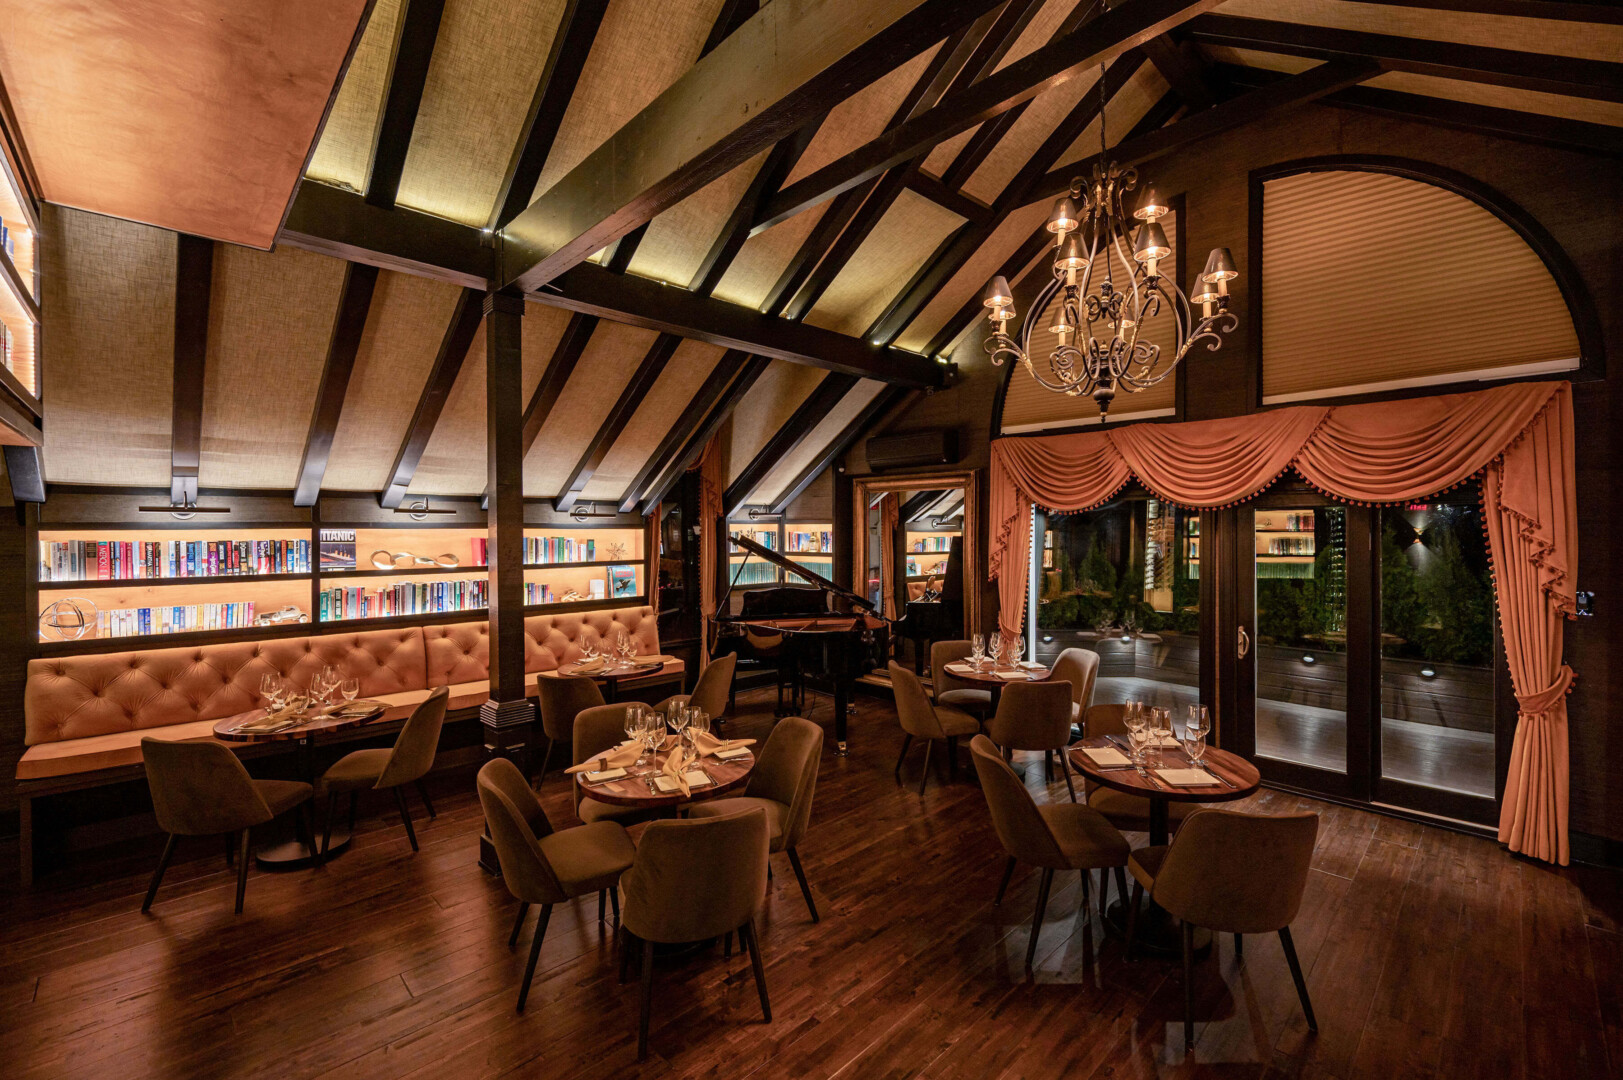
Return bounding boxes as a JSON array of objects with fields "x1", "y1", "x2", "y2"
[
  {"x1": 1141, "y1": 32, "x2": 1217, "y2": 109},
  {"x1": 687, "y1": 122, "x2": 821, "y2": 295},
  {"x1": 639, "y1": 355, "x2": 771, "y2": 515},
  {"x1": 923, "y1": 222, "x2": 1048, "y2": 356},
  {"x1": 754, "y1": 0, "x2": 1221, "y2": 231},
  {"x1": 171, "y1": 235, "x2": 213, "y2": 505},
  {"x1": 1338, "y1": 0, "x2": 1623, "y2": 24},
  {"x1": 283, "y1": 180, "x2": 490, "y2": 289},
  {"x1": 534, "y1": 262, "x2": 944, "y2": 387},
  {"x1": 758, "y1": 179, "x2": 880, "y2": 317},
  {"x1": 906, "y1": 171, "x2": 993, "y2": 225},
  {"x1": 522, "y1": 312, "x2": 598, "y2": 457},
  {"x1": 553, "y1": 333, "x2": 680, "y2": 512},
  {"x1": 380, "y1": 286, "x2": 482, "y2": 507},
  {"x1": 366, "y1": 0, "x2": 446, "y2": 208},
  {"x1": 700, "y1": 0, "x2": 760, "y2": 55},
  {"x1": 723, "y1": 373, "x2": 860, "y2": 516},
  {"x1": 767, "y1": 385, "x2": 907, "y2": 514},
  {"x1": 496, "y1": 0, "x2": 1005, "y2": 292},
  {"x1": 617, "y1": 348, "x2": 752, "y2": 512},
  {"x1": 3, "y1": 445, "x2": 45, "y2": 503},
  {"x1": 487, "y1": 0, "x2": 611, "y2": 230},
  {"x1": 1028, "y1": 59, "x2": 1381, "y2": 202},
  {"x1": 481, "y1": 291, "x2": 530, "y2": 749},
  {"x1": 293, "y1": 262, "x2": 379, "y2": 506},
  {"x1": 601, "y1": 223, "x2": 648, "y2": 274},
  {"x1": 1183, "y1": 14, "x2": 1623, "y2": 103}
]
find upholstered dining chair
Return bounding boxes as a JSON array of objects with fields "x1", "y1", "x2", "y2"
[
  {"x1": 1081, "y1": 702, "x2": 1197, "y2": 834},
  {"x1": 1123, "y1": 808, "x2": 1320, "y2": 1049},
  {"x1": 317, "y1": 685, "x2": 448, "y2": 855},
  {"x1": 477, "y1": 757, "x2": 636, "y2": 1013},
  {"x1": 655, "y1": 651, "x2": 736, "y2": 721},
  {"x1": 890, "y1": 661, "x2": 981, "y2": 795},
  {"x1": 620, "y1": 808, "x2": 771, "y2": 1060},
  {"x1": 140, "y1": 737, "x2": 314, "y2": 915},
  {"x1": 688, "y1": 715, "x2": 824, "y2": 921},
  {"x1": 986, "y1": 678, "x2": 1078, "y2": 801},
  {"x1": 537, "y1": 674, "x2": 605, "y2": 779},
  {"x1": 572, "y1": 703, "x2": 663, "y2": 828},
  {"x1": 1048, "y1": 647, "x2": 1100, "y2": 727},
  {"x1": 930, "y1": 640, "x2": 992, "y2": 718},
  {"x1": 969, "y1": 735, "x2": 1130, "y2": 968}
]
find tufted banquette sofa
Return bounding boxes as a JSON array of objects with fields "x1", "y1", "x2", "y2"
[{"x1": 16, "y1": 606, "x2": 674, "y2": 885}]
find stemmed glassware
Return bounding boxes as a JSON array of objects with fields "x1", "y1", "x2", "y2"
[
  {"x1": 969, "y1": 632, "x2": 985, "y2": 669},
  {"x1": 1007, "y1": 635, "x2": 1025, "y2": 669},
  {"x1": 625, "y1": 705, "x2": 647, "y2": 766},
  {"x1": 619, "y1": 632, "x2": 637, "y2": 663},
  {"x1": 340, "y1": 677, "x2": 360, "y2": 705},
  {"x1": 1184, "y1": 704, "x2": 1212, "y2": 771},
  {"x1": 259, "y1": 673, "x2": 281, "y2": 710},
  {"x1": 669, "y1": 702, "x2": 690, "y2": 746},
  {"x1": 686, "y1": 707, "x2": 709, "y2": 750},
  {"x1": 581, "y1": 637, "x2": 599, "y2": 664},
  {"x1": 988, "y1": 631, "x2": 1003, "y2": 671},
  {"x1": 1149, "y1": 707, "x2": 1174, "y2": 768},
  {"x1": 1123, "y1": 701, "x2": 1148, "y2": 762}
]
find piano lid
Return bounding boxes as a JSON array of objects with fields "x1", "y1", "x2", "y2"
[{"x1": 726, "y1": 533, "x2": 883, "y2": 618}]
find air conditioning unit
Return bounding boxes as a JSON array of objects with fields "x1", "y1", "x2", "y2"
[{"x1": 866, "y1": 429, "x2": 958, "y2": 471}]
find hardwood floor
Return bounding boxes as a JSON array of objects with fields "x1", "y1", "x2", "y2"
[{"x1": 1, "y1": 687, "x2": 1618, "y2": 1080}]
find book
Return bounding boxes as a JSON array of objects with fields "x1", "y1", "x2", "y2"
[
  {"x1": 609, "y1": 564, "x2": 638, "y2": 597},
  {"x1": 320, "y1": 528, "x2": 357, "y2": 571}
]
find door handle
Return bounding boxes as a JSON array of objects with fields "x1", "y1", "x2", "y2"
[{"x1": 1237, "y1": 625, "x2": 1251, "y2": 659}]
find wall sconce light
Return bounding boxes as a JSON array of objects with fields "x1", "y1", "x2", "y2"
[
  {"x1": 1420, "y1": 667, "x2": 1436, "y2": 679},
  {"x1": 396, "y1": 497, "x2": 456, "y2": 520},
  {"x1": 570, "y1": 502, "x2": 618, "y2": 522},
  {"x1": 137, "y1": 495, "x2": 231, "y2": 519},
  {"x1": 1302, "y1": 654, "x2": 1316, "y2": 665}
]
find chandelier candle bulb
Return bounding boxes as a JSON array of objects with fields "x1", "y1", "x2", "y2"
[{"x1": 1048, "y1": 196, "x2": 1081, "y2": 237}]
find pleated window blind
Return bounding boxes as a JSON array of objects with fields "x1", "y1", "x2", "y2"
[{"x1": 1261, "y1": 171, "x2": 1579, "y2": 403}]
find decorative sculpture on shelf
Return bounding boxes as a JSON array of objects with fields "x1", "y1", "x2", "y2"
[
  {"x1": 369, "y1": 551, "x2": 460, "y2": 570},
  {"x1": 604, "y1": 541, "x2": 628, "y2": 561},
  {"x1": 40, "y1": 597, "x2": 97, "y2": 641},
  {"x1": 254, "y1": 606, "x2": 311, "y2": 626}
]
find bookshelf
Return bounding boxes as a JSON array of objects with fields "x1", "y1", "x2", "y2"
[
  {"x1": 784, "y1": 523, "x2": 832, "y2": 585},
  {"x1": 903, "y1": 528, "x2": 955, "y2": 580},
  {"x1": 1254, "y1": 509, "x2": 1316, "y2": 579},
  {"x1": 0, "y1": 151, "x2": 37, "y2": 400}
]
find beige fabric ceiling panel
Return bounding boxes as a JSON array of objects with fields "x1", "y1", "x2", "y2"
[
  {"x1": 40, "y1": 206, "x2": 176, "y2": 487},
  {"x1": 200, "y1": 244, "x2": 349, "y2": 489},
  {"x1": 804, "y1": 190, "x2": 965, "y2": 338},
  {"x1": 305, "y1": 0, "x2": 402, "y2": 193},
  {"x1": 897, "y1": 200, "x2": 1050, "y2": 354},
  {"x1": 922, "y1": 129, "x2": 977, "y2": 177},
  {"x1": 1262, "y1": 170, "x2": 1579, "y2": 401},
  {"x1": 1058, "y1": 63, "x2": 1172, "y2": 170},
  {"x1": 750, "y1": 378, "x2": 887, "y2": 506},
  {"x1": 524, "y1": 320, "x2": 661, "y2": 496},
  {"x1": 579, "y1": 338, "x2": 727, "y2": 502},
  {"x1": 783, "y1": 45, "x2": 942, "y2": 189},
  {"x1": 396, "y1": 0, "x2": 567, "y2": 226},
  {"x1": 726, "y1": 362, "x2": 828, "y2": 488},
  {"x1": 628, "y1": 151, "x2": 768, "y2": 288},
  {"x1": 531, "y1": 0, "x2": 726, "y2": 202},
  {"x1": 962, "y1": 68, "x2": 1100, "y2": 205},
  {"x1": 1218, "y1": 0, "x2": 1623, "y2": 62},
  {"x1": 324, "y1": 271, "x2": 465, "y2": 493},
  {"x1": 711, "y1": 203, "x2": 830, "y2": 311},
  {"x1": 408, "y1": 319, "x2": 489, "y2": 495}
]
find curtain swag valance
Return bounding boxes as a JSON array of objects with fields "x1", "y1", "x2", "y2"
[{"x1": 989, "y1": 380, "x2": 1577, "y2": 864}]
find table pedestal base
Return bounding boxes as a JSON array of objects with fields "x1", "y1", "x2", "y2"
[
  {"x1": 256, "y1": 827, "x2": 350, "y2": 870},
  {"x1": 1104, "y1": 898, "x2": 1210, "y2": 957}
]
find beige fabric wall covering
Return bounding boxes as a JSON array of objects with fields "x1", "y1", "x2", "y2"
[
  {"x1": 751, "y1": 378, "x2": 886, "y2": 505},
  {"x1": 896, "y1": 200, "x2": 1050, "y2": 353},
  {"x1": 531, "y1": 0, "x2": 725, "y2": 203},
  {"x1": 579, "y1": 338, "x2": 726, "y2": 502},
  {"x1": 628, "y1": 151, "x2": 769, "y2": 288},
  {"x1": 305, "y1": 0, "x2": 402, "y2": 193},
  {"x1": 1057, "y1": 64, "x2": 1171, "y2": 170},
  {"x1": 323, "y1": 271, "x2": 464, "y2": 493},
  {"x1": 521, "y1": 302, "x2": 577, "y2": 392},
  {"x1": 200, "y1": 244, "x2": 349, "y2": 489},
  {"x1": 922, "y1": 129, "x2": 977, "y2": 177},
  {"x1": 524, "y1": 320, "x2": 659, "y2": 496},
  {"x1": 1262, "y1": 170, "x2": 1579, "y2": 401},
  {"x1": 962, "y1": 68, "x2": 1100, "y2": 205},
  {"x1": 783, "y1": 45, "x2": 942, "y2": 189},
  {"x1": 397, "y1": 0, "x2": 567, "y2": 226},
  {"x1": 804, "y1": 190, "x2": 964, "y2": 338},
  {"x1": 726, "y1": 361, "x2": 828, "y2": 488},
  {"x1": 408, "y1": 319, "x2": 489, "y2": 495},
  {"x1": 1219, "y1": 0, "x2": 1623, "y2": 62},
  {"x1": 40, "y1": 206, "x2": 176, "y2": 486},
  {"x1": 711, "y1": 203, "x2": 830, "y2": 310}
]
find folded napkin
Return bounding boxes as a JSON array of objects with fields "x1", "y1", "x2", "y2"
[
  {"x1": 565, "y1": 739, "x2": 640, "y2": 775},
  {"x1": 234, "y1": 716, "x2": 300, "y2": 734},
  {"x1": 689, "y1": 730, "x2": 756, "y2": 759},
  {"x1": 1081, "y1": 745, "x2": 1131, "y2": 768},
  {"x1": 944, "y1": 661, "x2": 975, "y2": 674},
  {"x1": 662, "y1": 746, "x2": 693, "y2": 797},
  {"x1": 1018, "y1": 660, "x2": 1044, "y2": 670},
  {"x1": 325, "y1": 700, "x2": 384, "y2": 719},
  {"x1": 571, "y1": 655, "x2": 606, "y2": 672},
  {"x1": 1156, "y1": 768, "x2": 1217, "y2": 787},
  {"x1": 992, "y1": 670, "x2": 1031, "y2": 681}
]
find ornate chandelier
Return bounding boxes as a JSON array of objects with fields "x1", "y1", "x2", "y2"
[{"x1": 982, "y1": 77, "x2": 1238, "y2": 420}]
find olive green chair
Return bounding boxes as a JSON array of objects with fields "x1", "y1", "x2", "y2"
[
  {"x1": 1124, "y1": 808, "x2": 1320, "y2": 1049},
  {"x1": 890, "y1": 661, "x2": 980, "y2": 795},
  {"x1": 986, "y1": 678, "x2": 1078, "y2": 802},
  {"x1": 930, "y1": 640, "x2": 992, "y2": 717},
  {"x1": 1081, "y1": 703, "x2": 1197, "y2": 834},
  {"x1": 140, "y1": 737, "x2": 314, "y2": 914},
  {"x1": 317, "y1": 684, "x2": 448, "y2": 855},
  {"x1": 1049, "y1": 647, "x2": 1100, "y2": 725},
  {"x1": 969, "y1": 735, "x2": 1130, "y2": 968},
  {"x1": 688, "y1": 715, "x2": 824, "y2": 921},
  {"x1": 477, "y1": 757, "x2": 636, "y2": 1013},
  {"x1": 620, "y1": 808, "x2": 771, "y2": 1059},
  {"x1": 537, "y1": 674, "x2": 605, "y2": 778},
  {"x1": 655, "y1": 651, "x2": 736, "y2": 720},
  {"x1": 572, "y1": 703, "x2": 663, "y2": 828}
]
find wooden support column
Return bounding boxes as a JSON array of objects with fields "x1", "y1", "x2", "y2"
[{"x1": 171, "y1": 234, "x2": 213, "y2": 505}]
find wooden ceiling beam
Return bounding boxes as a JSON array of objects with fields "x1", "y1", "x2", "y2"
[
  {"x1": 1141, "y1": 32, "x2": 1217, "y2": 109},
  {"x1": 366, "y1": 0, "x2": 447, "y2": 208},
  {"x1": 1335, "y1": 0, "x2": 1623, "y2": 24},
  {"x1": 618, "y1": 349, "x2": 753, "y2": 512},
  {"x1": 283, "y1": 181, "x2": 490, "y2": 288},
  {"x1": 688, "y1": 122, "x2": 822, "y2": 295},
  {"x1": 379, "y1": 285, "x2": 482, "y2": 508},
  {"x1": 553, "y1": 333, "x2": 680, "y2": 512},
  {"x1": 1182, "y1": 14, "x2": 1623, "y2": 103},
  {"x1": 906, "y1": 172, "x2": 993, "y2": 225},
  {"x1": 293, "y1": 262, "x2": 379, "y2": 506},
  {"x1": 522, "y1": 312, "x2": 599, "y2": 457},
  {"x1": 767, "y1": 385, "x2": 908, "y2": 514},
  {"x1": 700, "y1": 0, "x2": 761, "y2": 55},
  {"x1": 170, "y1": 235, "x2": 214, "y2": 505},
  {"x1": 487, "y1": 0, "x2": 612, "y2": 231},
  {"x1": 496, "y1": 0, "x2": 1005, "y2": 292},
  {"x1": 723, "y1": 373, "x2": 860, "y2": 517},
  {"x1": 639, "y1": 355, "x2": 771, "y2": 515},
  {"x1": 3, "y1": 444, "x2": 45, "y2": 504}
]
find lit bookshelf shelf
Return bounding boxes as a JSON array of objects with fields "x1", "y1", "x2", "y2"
[{"x1": 38, "y1": 571, "x2": 310, "y2": 590}]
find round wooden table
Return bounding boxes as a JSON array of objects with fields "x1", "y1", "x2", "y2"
[
  {"x1": 214, "y1": 701, "x2": 385, "y2": 868},
  {"x1": 936, "y1": 660, "x2": 1051, "y2": 714},
  {"x1": 544, "y1": 656, "x2": 683, "y2": 703},
  {"x1": 1069, "y1": 735, "x2": 1261, "y2": 954},
  {"x1": 575, "y1": 743, "x2": 755, "y2": 810}
]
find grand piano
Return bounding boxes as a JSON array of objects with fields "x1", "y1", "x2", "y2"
[{"x1": 711, "y1": 534, "x2": 895, "y2": 754}]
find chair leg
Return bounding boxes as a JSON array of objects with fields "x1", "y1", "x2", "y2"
[
  {"x1": 994, "y1": 856, "x2": 1017, "y2": 906},
  {"x1": 234, "y1": 828, "x2": 251, "y2": 914},
  {"x1": 786, "y1": 847, "x2": 819, "y2": 923},
  {"x1": 1182, "y1": 920, "x2": 1196, "y2": 1050},
  {"x1": 609, "y1": 886, "x2": 620, "y2": 927},
  {"x1": 947, "y1": 736, "x2": 958, "y2": 780},
  {"x1": 538, "y1": 737, "x2": 556, "y2": 780},
  {"x1": 393, "y1": 785, "x2": 419, "y2": 852},
  {"x1": 509, "y1": 901, "x2": 531, "y2": 949},
  {"x1": 1025, "y1": 867, "x2": 1054, "y2": 969},
  {"x1": 918, "y1": 739, "x2": 933, "y2": 796},
  {"x1": 1112, "y1": 867, "x2": 1128, "y2": 924},
  {"x1": 294, "y1": 802, "x2": 319, "y2": 866},
  {"x1": 893, "y1": 734, "x2": 913, "y2": 781},
  {"x1": 637, "y1": 932, "x2": 655, "y2": 1059},
  {"x1": 142, "y1": 833, "x2": 178, "y2": 913},
  {"x1": 598, "y1": 889, "x2": 607, "y2": 925},
  {"x1": 1234, "y1": 933, "x2": 1243, "y2": 961},
  {"x1": 1045, "y1": 750, "x2": 1054, "y2": 782},
  {"x1": 321, "y1": 793, "x2": 336, "y2": 856},
  {"x1": 741, "y1": 918, "x2": 771, "y2": 1022},
  {"x1": 1124, "y1": 881, "x2": 1144, "y2": 961},
  {"x1": 517, "y1": 903, "x2": 551, "y2": 1014},
  {"x1": 1080, "y1": 866, "x2": 1091, "y2": 907},
  {"x1": 723, "y1": 930, "x2": 733, "y2": 958},
  {"x1": 1280, "y1": 926, "x2": 1317, "y2": 1032},
  {"x1": 415, "y1": 779, "x2": 437, "y2": 819},
  {"x1": 1061, "y1": 761, "x2": 1077, "y2": 803}
]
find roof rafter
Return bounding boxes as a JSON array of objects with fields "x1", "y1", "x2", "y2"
[
  {"x1": 767, "y1": 385, "x2": 909, "y2": 514},
  {"x1": 366, "y1": 0, "x2": 447, "y2": 208},
  {"x1": 639, "y1": 355, "x2": 772, "y2": 514},
  {"x1": 379, "y1": 285, "x2": 482, "y2": 508},
  {"x1": 723, "y1": 373, "x2": 860, "y2": 516},
  {"x1": 294, "y1": 262, "x2": 379, "y2": 506},
  {"x1": 617, "y1": 349, "x2": 754, "y2": 512},
  {"x1": 170, "y1": 234, "x2": 214, "y2": 505},
  {"x1": 553, "y1": 333, "x2": 680, "y2": 512},
  {"x1": 522, "y1": 312, "x2": 599, "y2": 458}
]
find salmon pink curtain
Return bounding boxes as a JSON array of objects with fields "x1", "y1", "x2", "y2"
[
  {"x1": 878, "y1": 493, "x2": 899, "y2": 621},
  {"x1": 696, "y1": 434, "x2": 728, "y2": 666},
  {"x1": 989, "y1": 381, "x2": 1577, "y2": 864}
]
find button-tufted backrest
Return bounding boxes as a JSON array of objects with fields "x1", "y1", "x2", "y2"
[
  {"x1": 24, "y1": 627, "x2": 427, "y2": 746},
  {"x1": 422, "y1": 606, "x2": 659, "y2": 685}
]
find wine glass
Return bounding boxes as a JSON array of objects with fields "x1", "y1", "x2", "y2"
[
  {"x1": 619, "y1": 631, "x2": 636, "y2": 663},
  {"x1": 624, "y1": 705, "x2": 645, "y2": 764},
  {"x1": 1128, "y1": 724, "x2": 1153, "y2": 766},
  {"x1": 969, "y1": 632, "x2": 985, "y2": 668},
  {"x1": 581, "y1": 637, "x2": 598, "y2": 664},
  {"x1": 1187, "y1": 704, "x2": 1211, "y2": 739},
  {"x1": 1123, "y1": 700, "x2": 1147, "y2": 737},
  {"x1": 1007, "y1": 635, "x2": 1025, "y2": 669},
  {"x1": 687, "y1": 707, "x2": 710, "y2": 749},
  {"x1": 1180, "y1": 725, "x2": 1208, "y2": 772},
  {"x1": 670, "y1": 703, "x2": 690, "y2": 746},
  {"x1": 1150, "y1": 707, "x2": 1174, "y2": 768},
  {"x1": 259, "y1": 673, "x2": 280, "y2": 709},
  {"x1": 988, "y1": 631, "x2": 1003, "y2": 670},
  {"x1": 340, "y1": 677, "x2": 360, "y2": 704}
]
